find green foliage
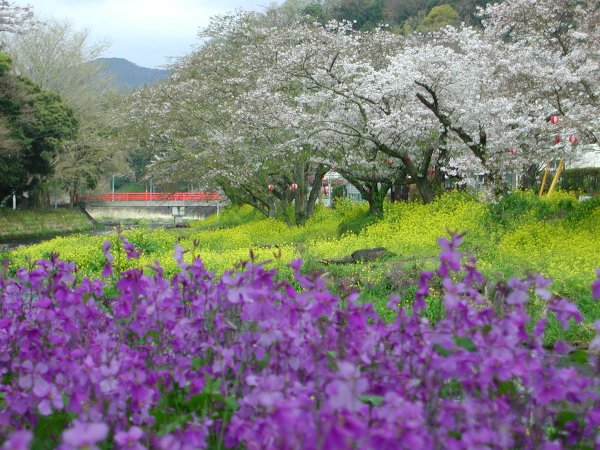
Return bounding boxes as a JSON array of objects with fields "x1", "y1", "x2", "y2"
[
  {"x1": 559, "y1": 167, "x2": 600, "y2": 196},
  {"x1": 333, "y1": 0, "x2": 385, "y2": 30},
  {"x1": 0, "y1": 52, "x2": 78, "y2": 201},
  {"x1": 4, "y1": 191, "x2": 599, "y2": 347},
  {"x1": 336, "y1": 200, "x2": 380, "y2": 235},
  {"x1": 190, "y1": 205, "x2": 266, "y2": 229},
  {"x1": 301, "y1": 2, "x2": 327, "y2": 20},
  {"x1": 487, "y1": 190, "x2": 577, "y2": 228},
  {"x1": 278, "y1": 0, "x2": 488, "y2": 32},
  {"x1": 0, "y1": 53, "x2": 12, "y2": 77},
  {"x1": 0, "y1": 209, "x2": 93, "y2": 241},
  {"x1": 32, "y1": 410, "x2": 75, "y2": 450},
  {"x1": 419, "y1": 4, "x2": 460, "y2": 31}
]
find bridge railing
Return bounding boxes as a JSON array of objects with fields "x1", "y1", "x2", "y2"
[{"x1": 77, "y1": 192, "x2": 223, "y2": 202}]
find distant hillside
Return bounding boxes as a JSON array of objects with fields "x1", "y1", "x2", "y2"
[{"x1": 95, "y1": 57, "x2": 170, "y2": 91}]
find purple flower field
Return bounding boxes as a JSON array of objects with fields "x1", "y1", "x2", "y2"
[{"x1": 0, "y1": 234, "x2": 598, "y2": 449}]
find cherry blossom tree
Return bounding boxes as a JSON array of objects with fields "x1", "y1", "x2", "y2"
[
  {"x1": 121, "y1": 0, "x2": 599, "y2": 221},
  {"x1": 254, "y1": 20, "x2": 442, "y2": 213},
  {"x1": 0, "y1": 0, "x2": 33, "y2": 39},
  {"x1": 123, "y1": 11, "x2": 330, "y2": 225},
  {"x1": 483, "y1": 0, "x2": 599, "y2": 171}
]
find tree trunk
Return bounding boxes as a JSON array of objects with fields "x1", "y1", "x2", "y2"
[
  {"x1": 69, "y1": 182, "x2": 78, "y2": 208},
  {"x1": 520, "y1": 163, "x2": 540, "y2": 190},
  {"x1": 293, "y1": 162, "x2": 328, "y2": 226},
  {"x1": 345, "y1": 176, "x2": 390, "y2": 217},
  {"x1": 306, "y1": 164, "x2": 328, "y2": 218},
  {"x1": 368, "y1": 183, "x2": 388, "y2": 216},
  {"x1": 415, "y1": 176, "x2": 435, "y2": 204}
]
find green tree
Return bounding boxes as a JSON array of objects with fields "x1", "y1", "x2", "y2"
[
  {"x1": 7, "y1": 18, "x2": 124, "y2": 206},
  {"x1": 419, "y1": 4, "x2": 460, "y2": 31},
  {"x1": 0, "y1": 52, "x2": 78, "y2": 204},
  {"x1": 333, "y1": 0, "x2": 385, "y2": 29}
]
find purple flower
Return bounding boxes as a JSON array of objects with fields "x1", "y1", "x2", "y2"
[
  {"x1": 589, "y1": 320, "x2": 600, "y2": 352},
  {"x1": 438, "y1": 235, "x2": 463, "y2": 276},
  {"x1": 534, "y1": 274, "x2": 552, "y2": 301},
  {"x1": 592, "y1": 269, "x2": 600, "y2": 300},
  {"x1": 173, "y1": 245, "x2": 189, "y2": 270},
  {"x1": 2, "y1": 232, "x2": 599, "y2": 449},
  {"x1": 101, "y1": 263, "x2": 113, "y2": 278},
  {"x1": 413, "y1": 271, "x2": 433, "y2": 313},
  {"x1": 2, "y1": 430, "x2": 32, "y2": 450},
  {"x1": 325, "y1": 362, "x2": 368, "y2": 412},
  {"x1": 548, "y1": 298, "x2": 583, "y2": 330},
  {"x1": 114, "y1": 426, "x2": 145, "y2": 449},
  {"x1": 62, "y1": 422, "x2": 109, "y2": 450},
  {"x1": 101, "y1": 241, "x2": 114, "y2": 263},
  {"x1": 505, "y1": 279, "x2": 529, "y2": 306},
  {"x1": 116, "y1": 228, "x2": 141, "y2": 260}
]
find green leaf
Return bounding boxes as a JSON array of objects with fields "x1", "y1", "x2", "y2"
[
  {"x1": 497, "y1": 380, "x2": 518, "y2": 396},
  {"x1": 191, "y1": 356, "x2": 205, "y2": 370},
  {"x1": 440, "y1": 379, "x2": 462, "y2": 399},
  {"x1": 556, "y1": 410, "x2": 578, "y2": 428},
  {"x1": 455, "y1": 336, "x2": 477, "y2": 352},
  {"x1": 568, "y1": 349, "x2": 588, "y2": 365},
  {"x1": 359, "y1": 395, "x2": 384, "y2": 407},
  {"x1": 433, "y1": 344, "x2": 452, "y2": 357},
  {"x1": 187, "y1": 393, "x2": 209, "y2": 413},
  {"x1": 224, "y1": 396, "x2": 239, "y2": 411},
  {"x1": 33, "y1": 411, "x2": 72, "y2": 450},
  {"x1": 447, "y1": 430, "x2": 462, "y2": 440},
  {"x1": 257, "y1": 353, "x2": 271, "y2": 371},
  {"x1": 204, "y1": 376, "x2": 222, "y2": 395}
]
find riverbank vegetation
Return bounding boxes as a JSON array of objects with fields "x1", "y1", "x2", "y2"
[
  {"x1": 3, "y1": 191, "x2": 599, "y2": 348},
  {"x1": 1, "y1": 0, "x2": 599, "y2": 446},
  {"x1": 1, "y1": 203, "x2": 598, "y2": 449},
  {"x1": 0, "y1": 208, "x2": 94, "y2": 242}
]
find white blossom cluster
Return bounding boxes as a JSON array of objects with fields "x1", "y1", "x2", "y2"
[{"x1": 120, "y1": 0, "x2": 599, "y2": 213}]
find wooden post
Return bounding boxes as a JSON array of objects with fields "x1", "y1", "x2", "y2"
[
  {"x1": 546, "y1": 159, "x2": 565, "y2": 196},
  {"x1": 538, "y1": 161, "x2": 551, "y2": 196}
]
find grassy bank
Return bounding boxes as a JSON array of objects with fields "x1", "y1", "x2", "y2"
[
  {"x1": 0, "y1": 208, "x2": 94, "y2": 242},
  {"x1": 2, "y1": 191, "x2": 599, "y2": 347}
]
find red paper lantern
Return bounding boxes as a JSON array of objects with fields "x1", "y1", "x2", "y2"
[
  {"x1": 509, "y1": 147, "x2": 517, "y2": 155},
  {"x1": 268, "y1": 184, "x2": 274, "y2": 191},
  {"x1": 290, "y1": 183, "x2": 298, "y2": 191},
  {"x1": 554, "y1": 136, "x2": 561, "y2": 144},
  {"x1": 568, "y1": 135, "x2": 578, "y2": 144},
  {"x1": 322, "y1": 186, "x2": 328, "y2": 195},
  {"x1": 550, "y1": 115, "x2": 559, "y2": 125},
  {"x1": 428, "y1": 168, "x2": 436, "y2": 176}
]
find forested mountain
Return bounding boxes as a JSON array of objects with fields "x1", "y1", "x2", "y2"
[
  {"x1": 289, "y1": 0, "x2": 499, "y2": 30},
  {"x1": 95, "y1": 58, "x2": 170, "y2": 92}
]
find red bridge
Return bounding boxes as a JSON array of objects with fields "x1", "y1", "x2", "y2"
[{"x1": 77, "y1": 192, "x2": 223, "y2": 202}]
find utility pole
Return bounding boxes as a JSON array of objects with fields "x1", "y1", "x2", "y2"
[{"x1": 328, "y1": 170, "x2": 333, "y2": 207}]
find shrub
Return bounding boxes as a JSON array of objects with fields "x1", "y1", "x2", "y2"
[
  {"x1": 190, "y1": 204, "x2": 265, "y2": 229},
  {"x1": 560, "y1": 168, "x2": 600, "y2": 195},
  {"x1": 487, "y1": 190, "x2": 577, "y2": 227},
  {"x1": 0, "y1": 234, "x2": 598, "y2": 449}
]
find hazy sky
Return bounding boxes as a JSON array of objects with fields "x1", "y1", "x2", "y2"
[{"x1": 23, "y1": 0, "x2": 274, "y2": 68}]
